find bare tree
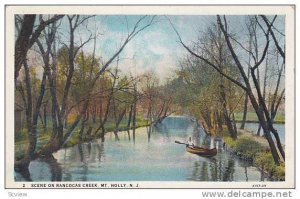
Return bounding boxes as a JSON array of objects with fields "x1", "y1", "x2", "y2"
[
  {"x1": 14, "y1": 15, "x2": 61, "y2": 170},
  {"x1": 170, "y1": 15, "x2": 285, "y2": 165},
  {"x1": 41, "y1": 15, "x2": 156, "y2": 153},
  {"x1": 15, "y1": 14, "x2": 64, "y2": 81}
]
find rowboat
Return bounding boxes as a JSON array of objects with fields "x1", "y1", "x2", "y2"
[
  {"x1": 174, "y1": 140, "x2": 217, "y2": 157},
  {"x1": 186, "y1": 146, "x2": 217, "y2": 157}
]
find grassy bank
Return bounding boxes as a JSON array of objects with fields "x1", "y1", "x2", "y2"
[
  {"x1": 220, "y1": 130, "x2": 285, "y2": 181},
  {"x1": 234, "y1": 112, "x2": 285, "y2": 124},
  {"x1": 64, "y1": 118, "x2": 149, "y2": 148},
  {"x1": 15, "y1": 116, "x2": 149, "y2": 160}
]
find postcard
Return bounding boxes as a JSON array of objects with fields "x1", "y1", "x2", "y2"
[{"x1": 5, "y1": 5, "x2": 295, "y2": 189}]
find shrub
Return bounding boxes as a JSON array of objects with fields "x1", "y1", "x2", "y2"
[
  {"x1": 221, "y1": 130, "x2": 285, "y2": 180},
  {"x1": 235, "y1": 136, "x2": 264, "y2": 159},
  {"x1": 223, "y1": 136, "x2": 237, "y2": 149},
  {"x1": 15, "y1": 128, "x2": 28, "y2": 142},
  {"x1": 255, "y1": 152, "x2": 276, "y2": 172},
  {"x1": 255, "y1": 152, "x2": 285, "y2": 180},
  {"x1": 274, "y1": 163, "x2": 285, "y2": 180}
]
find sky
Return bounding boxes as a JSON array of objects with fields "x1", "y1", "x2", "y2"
[
  {"x1": 56, "y1": 15, "x2": 218, "y2": 82},
  {"x1": 35, "y1": 15, "x2": 285, "y2": 85}
]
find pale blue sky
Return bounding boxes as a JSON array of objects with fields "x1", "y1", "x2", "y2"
[{"x1": 54, "y1": 15, "x2": 285, "y2": 83}]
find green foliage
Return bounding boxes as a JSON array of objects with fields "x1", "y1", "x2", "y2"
[
  {"x1": 15, "y1": 129, "x2": 52, "y2": 160},
  {"x1": 255, "y1": 152, "x2": 276, "y2": 172},
  {"x1": 223, "y1": 136, "x2": 237, "y2": 149},
  {"x1": 235, "y1": 136, "x2": 264, "y2": 159},
  {"x1": 173, "y1": 25, "x2": 244, "y2": 126},
  {"x1": 72, "y1": 51, "x2": 101, "y2": 101},
  {"x1": 234, "y1": 112, "x2": 285, "y2": 123},
  {"x1": 15, "y1": 128, "x2": 28, "y2": 143},
  {"x1": 222, "y1": 130, "x2": 285, "y2": 180},
  {"x1": 224, "y1": 133, "x2": 265, "y2": 159},
  {"x1": 274, "y1": 163, "x2": 285, "y2": 180},
  {"x1": 255, "y1": 152, "x2": 285, "y2": 180},
  {"x1": 64, "y1": 129, "x2": 81, "y2": 148},
  {"x1": 274, "y1": 113, "x2": 285, "y2": 123},
  {"x1": 15, "y1": 115, "x2": 149, "y2": 159},
  {"x1": 62, "y1": 115, "x2": 148, "y2": 147}
]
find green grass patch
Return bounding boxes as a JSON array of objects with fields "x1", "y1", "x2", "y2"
[
  {"x1": 15, "y1": 128, "x2": 52, "y2": 160},
  {"x1": 235, "y1": 136, "x2": 265, "y2": 159},
  {"x1": 222, "y1": 130, "x2": 285, "y2": 180},
  {"x1": 63, "y1": 117, "x2": 149, "y2": 148},
  {"x1": 234, "y1": 111, "x2": 285, "y2": 123},
  {"x1": 224, "y1": 134, "x2": 265, "y2": 159},
  {"x1": 255, "y1": 152, "x2": 285, "y2": 181},
  {"x1": 15, "y1": 115, "x2": 149, "y2": 157}
]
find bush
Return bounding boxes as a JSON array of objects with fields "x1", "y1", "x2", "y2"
[
  {"x1": 223, "y1": 136, "x2": 237, "y2": 149},
  {"x1": 15, "y1": 128, "x2": 28, "y2": 142},
  {"x1": 255, "y1": 152, "x2": 285, "y2": 180},
  {"x1": 255, "y1": 152, "x2": 276, "y2": 172},
  {"x1": 235, "y1": 136, "x2": 264, "y2": 159},
  {"x1": 274, "y1": 163, "x2": 285, "y2": 180},
  {"x1": 222, "y1": 130, "x2": 285, "y2": 180}
]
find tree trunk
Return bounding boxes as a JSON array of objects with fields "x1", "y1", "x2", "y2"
[
  {"x1": 15, "y1": 15, "x2": 64, "y2": 81},
  {"x1": 217, "y1": 16, "x2": 281, "y2": 164},
  {"x1": 15, "y1": 62, "x2": 47, "y2": 170},
  {"x1": 240, "y1": 68, "x2": 250, "y2": 130},
  {"x1": 247, "y1": 90, "x2": 281, "y2": 165},
  {"x1": 201, "y1": 106, "x2": 213, "y2": 130},
  {"x1": 216, "y1": 111, "x2": 223, "y2": 131},
  {"x1": 127, "y1": 104, "x2": 133, "y2": 129},
  {"x1": 43, "y1": 103, "x2": 47, "y2": 129},
  {"x1": 15, "y1": 15, "x2": 36, "y2": 81},
  {"x1": 132, "y1": 99, "x2": 137, "y2": 144},
  {"x1": 219, "y1": 84, "x2": 237, "y2": 139},
  {"x1": 240, "y1": 93, "x2": 248, "y2": 130},
  {"x1": 240, "y1": 27, "x2": 252, "y2": 130}
]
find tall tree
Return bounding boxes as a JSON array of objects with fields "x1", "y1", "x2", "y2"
[
  {"x1": 15, "y1": 14, "x2": 64, "y2": 81},
  {"x1": 171, "y1": 15, "x2": 285, "y2": 164}
]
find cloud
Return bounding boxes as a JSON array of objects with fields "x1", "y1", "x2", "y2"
[{"x1": 111, "y1": 21, "x2": 187, "y2": 82}]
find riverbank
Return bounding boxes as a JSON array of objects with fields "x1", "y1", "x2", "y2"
[
  {"x1": 16, "y1": 116, "x2": 268, "y2": 182},
  {"x1": 234, "y1": 112, "x2": 285, "y2": 124},
  {"x1": 235, "y1": 120, "x2": 285, "y2": 124},
  {"x1": 15, "y1": 118, "x2": 149, "y2": 160},
  {"x1": 221, "y1": 129, "x2": 285, "y2": 181},
  {"x1": 63, "y1": 121, "x2": 149, "y2": 148}
]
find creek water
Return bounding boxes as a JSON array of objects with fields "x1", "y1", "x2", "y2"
[
  {"x1": 15, "y1": 116, "x2": 275, "y2": 182},
  {"x1": 237, "y1": 122, "x2": 285, "y2": 144}
]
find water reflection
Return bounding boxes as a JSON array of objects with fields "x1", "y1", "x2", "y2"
[
  {"x1": 15, "y1": 116, "x2": 271, "y2": 182},
  {"x1": 126, "y1": 130, "x2": 131, "y2": 141},
  {"x1": 15, "y1": 167, "x2": 32, "y2": 181},
  {"x1": 15, "y1": 155, "x2": 62, "y2": 182}
]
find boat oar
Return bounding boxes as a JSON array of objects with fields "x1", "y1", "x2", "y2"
[{"x1": 175, "y1": 140, "x2": 188, "y2": 146}]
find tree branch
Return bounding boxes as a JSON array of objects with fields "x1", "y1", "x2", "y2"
[
  {"x1": 169, "y1": 18, "x2": 247, "y2": 91},
  {"x1": 260, "y1": 15, "x2": 285, "y2": 60},
  {"x1": 29, "y1": 15, "x2": 64, "y2": 48}
]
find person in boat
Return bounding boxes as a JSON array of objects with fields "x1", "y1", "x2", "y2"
[
  {"x1": 187, "y1": 137, "x2": 195, "y2": 148},
  {"x1": 223, "y1": 141, "x2": 227, "y2": 150}
]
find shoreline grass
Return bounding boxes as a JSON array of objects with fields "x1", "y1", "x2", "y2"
[
  {"x1": 234, "y1": 112, "x2": 285, "y2": 124},
  {"x1": 220, "y1": 129, "x2": 285, "y2": 181},
  {"x1": 14, "y1": 117, "x2": 149, "y2": 160}
]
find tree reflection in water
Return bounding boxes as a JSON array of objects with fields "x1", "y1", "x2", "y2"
[
  {"x1": 78, "y1": 144, "x2": 88, "y2": 181},
  {"x1": 127, "y1": 130, "x2": 131, "y2": 141},
  {"x1": 222, "y1": 159, "x2": 235, "y2": 181},
  {"x1": 14, "y1": 116, "x2": 271, "y2": 182},
  {"x1": 15, "y1": 154, "x2": 62, "y2": 182},
  {"x1": 15, "y1": 167, "x2": 32, "y2": 181},
  {"x1": 190, "y1": 157, "x2": 237, "y2": 181}
]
